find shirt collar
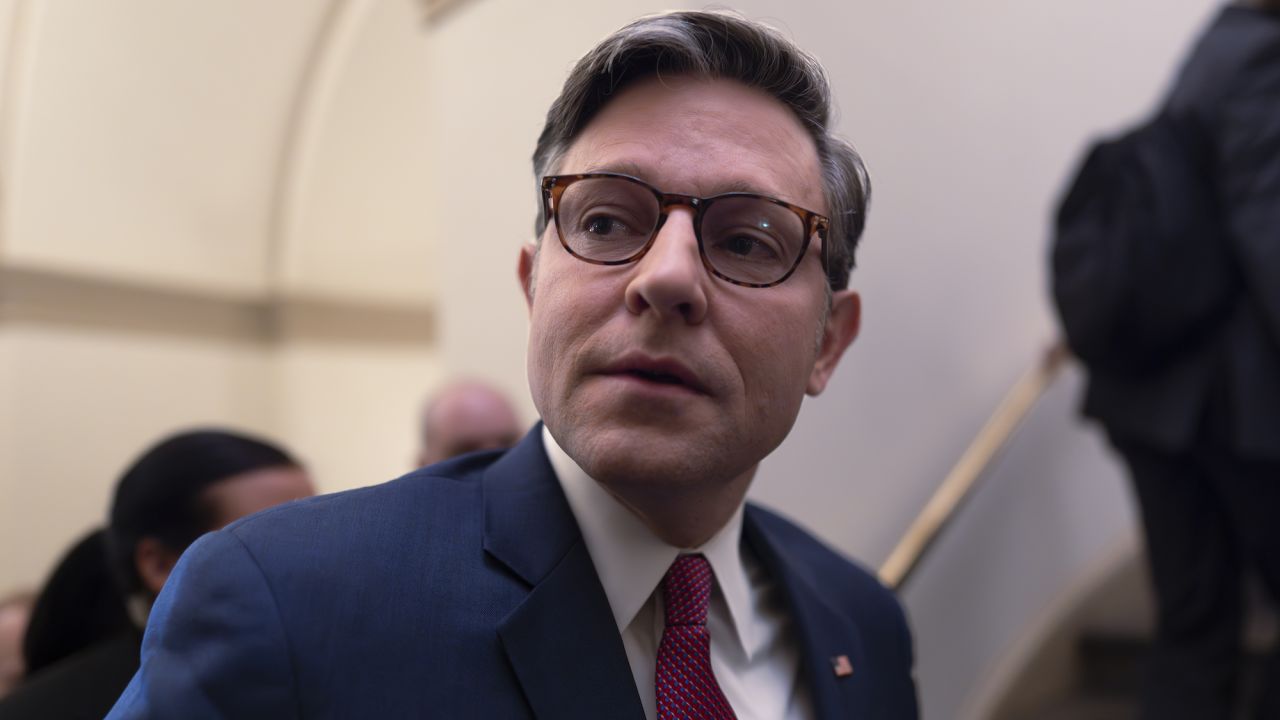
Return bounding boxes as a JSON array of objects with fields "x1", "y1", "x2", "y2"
[{"x1": 542, "y1": 426, "x2": 757, "y2": 659}]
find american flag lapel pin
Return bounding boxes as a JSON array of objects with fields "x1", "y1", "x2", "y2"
[{"x1": 830, "y1": 654, "x2": 853, "y2": 678}]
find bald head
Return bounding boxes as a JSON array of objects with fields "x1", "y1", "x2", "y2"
[
  {"x1": 0, "y1": 592, "x2": 33, "y2": 696},
  {"x1": 418, "y1": 382, "x2": 522, "y2": 467}
]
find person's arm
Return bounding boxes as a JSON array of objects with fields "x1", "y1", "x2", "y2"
[
  {"x1": 1215, "y1": 41, "x2": 1280, "y2": 344},
  {"x1": 106, "y1": 530, "x2": 298, "y2": 719}
]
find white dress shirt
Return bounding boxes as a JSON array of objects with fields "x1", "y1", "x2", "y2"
[{"x1": 543, "y1": 427, "x2": 814, "y2": 720}]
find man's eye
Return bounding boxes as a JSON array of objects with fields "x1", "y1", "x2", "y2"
[
  {"x1": 717, "y1": 234, "x2": 781, "y2": 260},
  {"x1": 582, "y1": 214, "x2": 631, "y2": 237}
]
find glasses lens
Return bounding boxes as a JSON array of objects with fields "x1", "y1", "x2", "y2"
[
  {"x1": 556, "y1": 177, "x2": 659, "y2": 262},
  {"x1": 701, "y1": 197, "x2": 807, "y2": 285}
]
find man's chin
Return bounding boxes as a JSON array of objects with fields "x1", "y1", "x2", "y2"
[{"x1": 564, "y1": 425, "x2": 744, "y2": 489}]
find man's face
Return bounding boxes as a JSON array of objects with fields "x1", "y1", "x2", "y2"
[{"x1": 520, "y1": 77, "x2": 860, "y2": 496}]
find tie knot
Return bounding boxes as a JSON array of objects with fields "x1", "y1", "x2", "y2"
[{"x1": 662, "y1": 553, "x2": 714, "y2": 627}]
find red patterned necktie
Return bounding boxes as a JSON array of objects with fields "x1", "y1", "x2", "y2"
[{"x1": 655, "y1": 554, "x2": 738, "y2": 720}]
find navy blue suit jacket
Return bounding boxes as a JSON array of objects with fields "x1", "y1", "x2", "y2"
[{"x1": 108, "y1": 427, "x2": 918, "y2": 719}]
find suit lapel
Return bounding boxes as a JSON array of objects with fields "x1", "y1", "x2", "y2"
[
  {"x1": 483, "y1": 427, "x2": 645, "y2": 720},
  {"x1": 744, "y1": 506, "x2": 870, "y2": 720}
]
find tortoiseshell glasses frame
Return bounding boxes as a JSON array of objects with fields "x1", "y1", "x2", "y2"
[{"x1": 540, "y1": 172, "x2": 831, "y2": 289}]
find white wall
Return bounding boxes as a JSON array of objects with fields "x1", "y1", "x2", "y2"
[
  {"x1": 736, "y1": 0, "x2": 1219, "y2": 565},
  {"x1": 902, "y1": 364, "x2": 1139, "y2": 720}
]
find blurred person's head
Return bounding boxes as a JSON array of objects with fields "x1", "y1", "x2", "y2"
[
  {"x1": 21, "y1": 529, "x2": 132, "y2": 677},
  {"x1": 107, "y1": 429, "x2": 315, "y2": 615},
  {"x1": 0, "y1": 591, "x2": 34, "y2": 697},
  {"x1": 518, "y1": 10, "x2": 864, "y2": 546},
  {"x1": 417, "y1": 381, "x2": 522, "y2": 467}
]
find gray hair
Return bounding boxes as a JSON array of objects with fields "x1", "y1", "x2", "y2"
[{"x1": 531, "y1": 10, "x2": 870, "y2": 290}]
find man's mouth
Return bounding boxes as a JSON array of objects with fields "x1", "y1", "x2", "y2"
[
  {"x1": 626, "y1": 368, "x2": 685, "y2": 385},
  {"x1": 600, "y1": 356, "x2": 708, "y2": 395}
]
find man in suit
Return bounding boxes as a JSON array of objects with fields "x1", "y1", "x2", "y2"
[{"x1": 108, "y1": 10, "x2": 919, "y2": 719}]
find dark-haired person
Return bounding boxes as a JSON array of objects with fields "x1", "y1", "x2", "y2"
[
  {"x1": 0, "y1": 430, "x2": 313, "y2": 720},
  {"x1": 19, "y1": 530, "x2": 132, "y2": 680},
  {"x1": 1093, "y1": 3, "x2": 1279, "y2": 719},
  {"x1": 110, "y1": 11, "x2": 918, "y2": 719}
]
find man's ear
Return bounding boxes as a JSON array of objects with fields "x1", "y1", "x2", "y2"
[
  {"x1": 517, "y1": 242, "x2": 537, "y2": 312},
  {"x1": 807, "y1": 289, "x2": 861, "y2": 396},
  {"x1": 134, "y1": 537, "x2": 181, "y2": 597}
]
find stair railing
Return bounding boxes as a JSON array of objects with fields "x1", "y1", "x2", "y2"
[{"x1": 879, "y1": 340, "x2": 1071, "y2": 591}]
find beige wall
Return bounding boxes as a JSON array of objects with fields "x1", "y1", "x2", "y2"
[
  {"x1": 0, "y1": 316, "x2": 274, "y2": 586},
  {"x1": 0, "y1": 0, "x2": 443, "y2": 590}
]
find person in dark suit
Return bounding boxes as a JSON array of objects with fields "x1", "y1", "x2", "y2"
[
  {"x1": 108, "y1": 11, "x2": 919, "y2": 719},
  {"x1": 0, "y1": 430, "x2": 314, "y2": 720},
  {"x1": 1058, "y1": 3, "x2": 1280, "y2": 719}
]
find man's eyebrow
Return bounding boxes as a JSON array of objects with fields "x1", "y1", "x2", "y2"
[
  {"x1": 579, "y1": 161, "x2": 650, "y2": 179},
  {"x1": 579, "y1": 162, "x2": 781, "y2": 198}
]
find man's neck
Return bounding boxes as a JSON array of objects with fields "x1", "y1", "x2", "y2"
[
  {"x1": 596, "y1": 472, "x2": 754, "y2": 548},
  {"x1": 541, "y1": 425, "x2": 754, "y2": 548}
]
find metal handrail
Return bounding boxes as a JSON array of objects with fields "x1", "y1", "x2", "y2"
[{"x1": 879, "y1": 340, "x2": 1071, "y2": 591}]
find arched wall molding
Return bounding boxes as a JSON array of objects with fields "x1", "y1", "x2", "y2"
[
  {"x1": 0, "y1": 0, "x2": 436, "y2": 335},
  {"x1": 421, "y1": 0, "x2": 480, "y2": 26},
  {"x1": 0, "y1": 0, "x2": 40, "y2": 259},
  {"x1": 268, "y1": 0, "x2": 376, "y2": 299}
]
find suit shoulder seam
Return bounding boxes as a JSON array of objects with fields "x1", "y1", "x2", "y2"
[{"x1": 224, "y1": 530, "x2": 303, "y2": 718}]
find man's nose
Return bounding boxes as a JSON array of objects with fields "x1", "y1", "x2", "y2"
[{"x1": 623, "y1": 208, "x2": 709, "y2": 324}]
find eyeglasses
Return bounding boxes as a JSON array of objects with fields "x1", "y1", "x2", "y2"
[{"x1": 541, "y1": 173, "x2": 830, "y2": 288}]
